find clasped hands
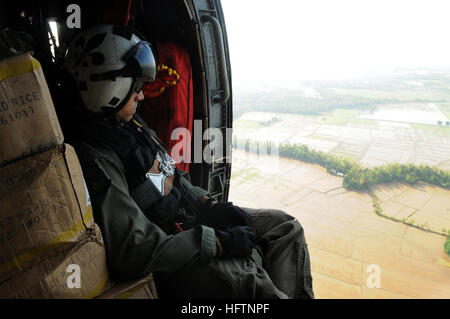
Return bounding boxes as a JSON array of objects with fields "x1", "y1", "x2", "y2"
[{"x1": 197, "y1": 197, "x2": 256, "y2": 258}]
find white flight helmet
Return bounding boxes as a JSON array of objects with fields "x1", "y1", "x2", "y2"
[{"x1": 64, "y1": 24, "x2": 157, "y2": 114}]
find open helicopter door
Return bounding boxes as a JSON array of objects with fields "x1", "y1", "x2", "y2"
[{"x1": 186, "y1": 0, "x2": 233, "y2": 202}]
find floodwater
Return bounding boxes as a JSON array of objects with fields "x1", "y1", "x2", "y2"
[
  {"x1": 233, "y1": 111, "x2": 450, "y2": 170},
  {"x1": 359, "y1": 103, "x2": 448, "y2": 126},
  {"x1": 231, "y1": 106, "x2": 450, "y2": 298},
  {"x1": 229, "y1": 149, "x2": 450, "y2": 299}
]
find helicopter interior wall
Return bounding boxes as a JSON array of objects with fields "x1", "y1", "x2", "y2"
[
  {"x1": 134, "y1": 0, "x2": 207, "y2": 187},
  {"x1": 0, "y1": 0, "x2": 206, "y2": 185}
]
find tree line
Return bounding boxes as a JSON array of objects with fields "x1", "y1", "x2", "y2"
[
  {"x1": 235, "y1": 139, "x2": 450, "y2": 190},
  {"x1": 234, "y1": 139, "x2": 450, "y2": 255},
  {"x1": 232, "y1": 88, "x2": 387, "y2": 119}
]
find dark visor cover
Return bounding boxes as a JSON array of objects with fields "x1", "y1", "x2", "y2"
[{"x1": 127, "y1": 41, "x2": 157, "y2": 82}]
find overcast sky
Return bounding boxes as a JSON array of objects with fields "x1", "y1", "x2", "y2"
[{"x1": 221, "y1": 0, "x2": 450, "y2": 88}]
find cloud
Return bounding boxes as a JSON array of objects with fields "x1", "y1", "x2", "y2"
[{"x1": 221, "y1": 0, "x2": 450, "y2": 83}]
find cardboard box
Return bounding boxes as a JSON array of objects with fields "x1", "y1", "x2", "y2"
[
  {"x1": 0, "y1": 144, "x2": 94, "y2": 282},
  {"x1": 0, "y1": 224, "x2": 110, "y2": 299},
  {"x1": 0, "y1": 53, "x2": 64, "y2": 166},
  {"x1": 96, "y1": 274, "x2": 158, "y2": 299}
]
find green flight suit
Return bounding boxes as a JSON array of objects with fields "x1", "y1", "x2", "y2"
[{"x1": 73, "y1": 115, "x2": 314, "y2": 299}]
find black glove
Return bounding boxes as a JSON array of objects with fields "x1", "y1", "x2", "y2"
[
  {"x1": 198, "y1": 201, "x2": 252, "y2": 230},
  {"x1": 215, "y1": 226, "x2": 256, "y2": 258}
]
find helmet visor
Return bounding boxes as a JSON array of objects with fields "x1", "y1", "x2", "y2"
[{"x1": 123, "y1": 41, "x2": 157, "y2": 82}]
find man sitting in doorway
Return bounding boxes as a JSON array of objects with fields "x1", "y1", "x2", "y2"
[{"x1": 64, "y1": 24, "x2": 314, "y2": 299}]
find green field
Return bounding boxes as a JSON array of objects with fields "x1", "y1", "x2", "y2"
[
  {"x1": 319, "y1": 109, "x2": 378, "y2": 126},
  {"x1": 436, "y1": 103, "x2": 450, "y2": 119},
  {"x1": 233, "y1": 119, "x2": 264, "y2": 130},
  {"x1": 411, "y1": 123, "x2": 450, "y2": 137},
  {"x1": 332, "y1": 87, "x2": 450, "y2": 101},
  {"x1": 235, "y1": 109, "x2": 378, "y2": 129}
]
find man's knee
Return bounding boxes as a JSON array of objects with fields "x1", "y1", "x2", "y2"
[
  {"x1": 241, "y1": 207, "x2": 305, "y2": 241},
  {"x1": 243, "y1": 207, "x2": 294, "y2": 225}
]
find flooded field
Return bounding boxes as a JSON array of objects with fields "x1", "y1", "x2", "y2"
[
  {"x1": 358, "y1": 103, "x2": 448, "y2": 126},
  {"x1": 228, "y1": 26, "x2": 450, "y2": 300},
  {"x1": 229, "y1": 149, "x2": 450, "y2": 299},
  {"x1": 234, "y1": 110, "x2": 450, "y2": 170}
]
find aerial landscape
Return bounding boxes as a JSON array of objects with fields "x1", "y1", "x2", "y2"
[{"x1": 228, "y1": 68, "x2": 450, "y2": 298}]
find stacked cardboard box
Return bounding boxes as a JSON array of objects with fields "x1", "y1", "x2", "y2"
[
  {"x1": 0, "y1": 53, "x2": 64, "y2": 167},
  {"x1": 96, "y1": 274, "x2": 158, "y2": 299},
  {"x1": 0, "y1": 53, "x2": 111, "y2": 298},
  {"x1": 0, "y1": 144, "x2": 110, "y2": 298},
  {"x1": 0, "y1": 52, "x2": 158, "y2": 299}
]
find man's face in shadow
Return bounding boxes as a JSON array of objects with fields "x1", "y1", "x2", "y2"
[{"x1": 115, "y1": 89, "x2": 144, "y2": 122}]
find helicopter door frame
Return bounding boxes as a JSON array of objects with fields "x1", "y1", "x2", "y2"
[{"x1": 185, "y1": 0, "x2": 233, "y2": 202}]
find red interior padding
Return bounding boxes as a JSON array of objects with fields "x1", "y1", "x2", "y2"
[
  {"x1": 100, "y1": 4, "x2": 193, "y2": 172},
  {"x1": 102, "y1": 0, "x2": 132, "y2": 26},
  {"x1": 141, "y1": 42, "x2": 194, "y2": 173}
]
